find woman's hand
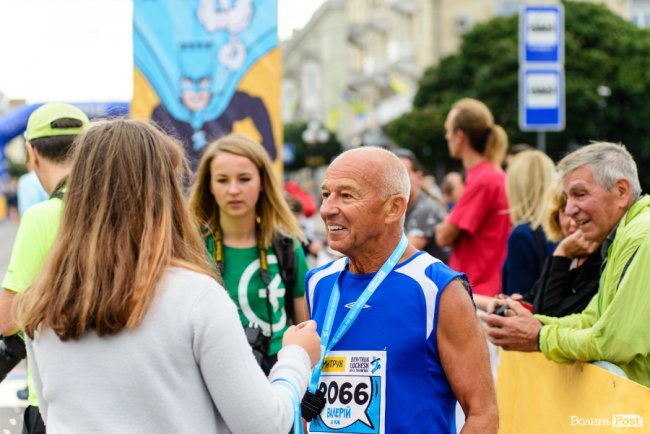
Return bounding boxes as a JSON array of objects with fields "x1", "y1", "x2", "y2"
[
  {"x1": 554, "y1": 229, "x2": 599, "y2": 259},
  {"x1": 283, "y1": 320, "x2": 321, "y2": 366}
]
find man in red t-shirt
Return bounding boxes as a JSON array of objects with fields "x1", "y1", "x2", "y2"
[{"x1": 436, "y1": 98, "x2": 511, "y2": 303}]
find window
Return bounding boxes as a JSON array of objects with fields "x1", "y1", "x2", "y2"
[
  {"x1": 496, "y1": 0, "x2": 522, "y2": 17},
  {"x1": 632, "y1": 0, "x2": 650, "y2": 28}
]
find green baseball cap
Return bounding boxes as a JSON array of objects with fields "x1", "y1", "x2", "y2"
[{"x1": 25, "y1": 103, "x2": 89, "y2": 141}]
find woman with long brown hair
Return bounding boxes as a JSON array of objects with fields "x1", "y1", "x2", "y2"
[
  {"x1": 188, "y1": 134, "x2": 310, "y2": 374},
  {"x1": 15, "y1": 119, "x2": 319, "y2": 433}
]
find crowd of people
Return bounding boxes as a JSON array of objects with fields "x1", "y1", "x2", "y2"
[{"x1": 1, "y1": 97, "x2": 649, "y2": 433}]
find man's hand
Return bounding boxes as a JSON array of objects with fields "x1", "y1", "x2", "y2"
[
  {"x1": 483, "y1": 299, "x2": 542, "y2": 352},
  {"x1": 0, "y1": 289, "x2": 18, "y2": 336}
]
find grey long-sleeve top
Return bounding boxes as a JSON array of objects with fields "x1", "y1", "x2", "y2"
[{"x1": 26, "y1": 267, "x2": 310, "y2": 434}]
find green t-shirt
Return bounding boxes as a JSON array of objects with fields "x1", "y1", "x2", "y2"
[
  {"x1": 2, "y1": 196, "x2": 63, "y2": 407},
  {"x1": 221, "y1": 241, "x2": 308, "y2": 355}
]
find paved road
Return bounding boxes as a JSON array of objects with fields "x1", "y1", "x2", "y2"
[{"x1": 0, "y1": 220, "x2": 27, "y2": 434}]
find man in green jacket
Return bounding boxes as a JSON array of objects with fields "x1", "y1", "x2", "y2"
[{"x1": 484, "y1": 142, "x2": 650, "y2": 388}]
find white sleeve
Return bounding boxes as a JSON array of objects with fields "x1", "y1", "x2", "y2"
[
  {"x1": 25, "y1": 337, "x2": 48, "y2": 422},
  {"x1": 191, "y1": 286, "x2": 310, "y2": 434}
]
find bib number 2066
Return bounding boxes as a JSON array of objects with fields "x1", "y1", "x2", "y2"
[{"x1": 318, "y1": 380, "x2": 369, "y2": 406}]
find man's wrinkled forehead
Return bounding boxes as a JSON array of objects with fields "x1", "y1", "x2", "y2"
[
  {"x1": 321, "y1": 167, "x2": 379, "y2": 196},
  {"x1": 323, "y1": 157, "x2": 376, "y2": 187},
  {"x1": 321, "y1": 170, "x2": 370, "y2": 195},
  {"x1": 561, "y1": 165, "x2": 595, "y2": 193}
]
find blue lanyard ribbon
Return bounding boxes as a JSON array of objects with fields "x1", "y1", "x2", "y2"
[
  {"x1": 308, "y1": 234, "x2": 409, "y2": 393},
  {"x1": 272, "y1": 377, "x2": 303, "y2": 434}
]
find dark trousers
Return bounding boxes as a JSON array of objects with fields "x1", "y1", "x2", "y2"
[
  {"x1": 22, "y1": 406, "x2": 45, "y2": 434},
  {"x1": 261, "y1": 354, "x2": 278, "y2": 376}
]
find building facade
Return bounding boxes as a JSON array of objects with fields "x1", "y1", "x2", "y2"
[
  {"x1": 281, "y1": 0, "x2": 349, "y2": 137},
  {"x1": 282, "y1": 0, "x2": 644, "y2": 147}
]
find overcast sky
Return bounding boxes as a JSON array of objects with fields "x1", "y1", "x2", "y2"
[{"x1": 0, "y1": 0, "x2": 324, "y2": 103}]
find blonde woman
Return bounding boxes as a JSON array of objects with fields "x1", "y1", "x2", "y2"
[
  {"x1": 501, "y1": 149, "x2": 557, "y2": 296},
  {"x1": 189, "y1": 134, "x2": 309, "y2": 374},
  {"x1": 16, "y1": 119, "x2": 319, "y2": 433}
]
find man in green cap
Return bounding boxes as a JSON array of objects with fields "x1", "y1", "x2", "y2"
[{"x1": 0, "y1": 103, "x2": 89, "y2": 434}]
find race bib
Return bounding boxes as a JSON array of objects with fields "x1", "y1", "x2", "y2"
[{"x1": 309, "y1": 350, "x2": 386, "y2": 434}]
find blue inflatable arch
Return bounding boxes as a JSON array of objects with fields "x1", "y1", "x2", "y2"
[{"x1": 0, "y1": 101, "x2": 129, "y2": 150}]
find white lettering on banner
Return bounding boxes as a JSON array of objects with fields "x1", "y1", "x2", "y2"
[
  {"x1": 569, "y1": 414, "x2": 644, "y2": 428},
  {"x1": 527, "y1": 74, "x2": 558, "y2": 108},
  {"x1": 570, "y1": 416, "x2": 610, "y2": 426},
  {"x1": 527, "y1": 11, "x2": 558, "y2": 45},
  {"x1": 612, "y1": 414, "x2": 644, "y2": 428}
]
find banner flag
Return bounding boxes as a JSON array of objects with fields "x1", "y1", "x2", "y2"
[{"x1": 132, "y1": 0, "x2": 282, "y2": 170}]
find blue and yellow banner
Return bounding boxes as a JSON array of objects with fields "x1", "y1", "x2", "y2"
[{"x1": 132, "y1": 0, "x2": 281, "y2": 169}]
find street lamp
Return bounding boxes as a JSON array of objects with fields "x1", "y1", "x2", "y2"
[
  {"x1": 597, "y1": 85, "x2": 611, "y2": 139},
  {"x1": 302, "y1": 120, "x2": 330, "y2": 168},
  {"x1": 299, "y1": 120, "x2": 331, "y2": 205},
  {"x1": 302, "y1": 120, "x2": 330, "y2": 145},
  {"x1": 597, "y1": 85, "x2": 611, "y2": 102}
]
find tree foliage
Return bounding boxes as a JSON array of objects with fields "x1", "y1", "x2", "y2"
[
  {"x1": 387, "y1": 0, "x2": 650, "y2": 188},
  {"x1": 384, "y1": 106, "x2": 452, "y2": 171}
]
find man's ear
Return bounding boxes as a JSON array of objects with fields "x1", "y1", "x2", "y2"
[
  {"x1": 613, "y1": 178, "x2": 633, "y2": 203},
  {"x1": 385, "y1": 194, "x2": 408, "y2": 224},
  {"x1": 25, "y1": 142, "x2": 39, "y2": 168}
]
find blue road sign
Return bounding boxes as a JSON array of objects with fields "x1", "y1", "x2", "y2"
[
  {"x1": 519, "y1": 66, "x2": 565, "y2": 131},
  {"x1": 520, "y1": 4, "x2": 564, "y2": 64}
]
